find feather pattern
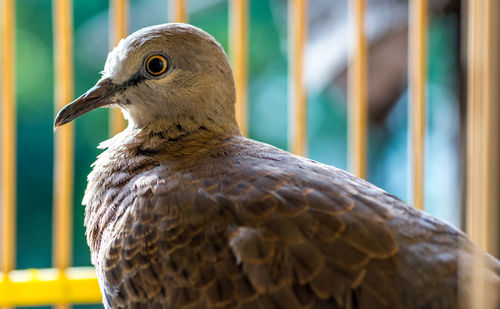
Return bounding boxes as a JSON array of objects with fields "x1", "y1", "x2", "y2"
[{"x1": 83, "y1": 127, "x2": 500, "y2": 309}]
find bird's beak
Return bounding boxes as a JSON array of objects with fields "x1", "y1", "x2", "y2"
[{"x1": 54, "y1": 78, "x2": 119, "y2": 129}]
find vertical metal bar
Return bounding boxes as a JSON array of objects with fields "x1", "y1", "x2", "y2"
[
  {"x1": 479, "y1": 0, "x2": 499, "y2": 259},
  {"x1": 478, "y1": 0, "x2": 491, "y2": 252},
  {"x1": 52, "y1": 0, "x2": 74, "y2": 308},
  {"x1": 464, "y1": 0, "x2": 499, "y2": 308},
  {"x1": 1, "y1": 2, "x2": 16, "y2": 308},
  {"x1": 466, "y1": 0, "x2": 484, "y2": 254},
  {"x1": 169, "y1": 0, "x2": 188, "y2": 23},
  {"x1": 288, "y1": 0, "x2": 307, "y2": 156},
  {"x1": 465, "y1": 0, "x2": 478, "y2": 247},
  {"x1": 229, "y1": 0, "x2": 249, "y2": 136},
  {"x1": 484, "y1": 0, "x2": 500, "y2": 260},
  {"x1": 348, "y1": 0, "x2": 367, "y2": 178},
  {"x1": 109, "y1": 0, "x2": 129, "y2": 136},
  {"x1": 464, "y1": 1, "x2": 482, "y2": 307},
  {"x1": 408, "y1": 0, "x2": 427, "y2": 210}
]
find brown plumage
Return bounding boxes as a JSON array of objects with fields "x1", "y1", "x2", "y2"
[{"x1": 54, "y1": 23, "x2": 500, "y2": 308}]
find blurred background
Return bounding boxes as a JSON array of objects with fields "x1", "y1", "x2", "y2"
[{"x1": 3, "y1": 0, "x2": 481, "y2": 307}]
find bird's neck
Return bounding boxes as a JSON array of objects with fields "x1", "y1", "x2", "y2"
[
  {"x1": 134, "y1": 116, "x2": 239, "y2": 146},
  {"x1": 84, "y1": 118, "x2": 241, "y2": 259},
  {"x1": 99, "y1": 116, "x2": 241, "y2": 165}
]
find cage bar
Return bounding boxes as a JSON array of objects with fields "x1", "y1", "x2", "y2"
[
  {"x1": 1, "y1": 2, "x2": 16, "y2": 309},
  {"x1": 348, "y1": 0, "x2": 367, "y2": 179},
  {"x1": 229, "y1": 0, "x2": 249, "y2": 136},
  {"x1": 288, "y1": 0, "x2": 307, "y2": 156},
  {"x1": 464, "y1": 0, "x2": 499, "y2": 308},
  {"x1": 52, "y1": 0, "x2": 75, "y2": 308},
  {"x1": 408, "y1": 0, "x2": 427, "y2": 210},
  {"x1": 170, "y1": 0, "x2": 188, "y2": 23},
  {"x1": 477, "y1": 0, "x2": 500, "y2": 260},
  {"x1": 0, "y1": 267, "x2": 101, "y2": 306},
  {"x1": 482, "y1": 0, "x2": 500, "y2": 260},
  {"x1": 466, "y1": 0, "x2": 480, "y2": 251},
  {"x1": 478, "y1": 0, "x2": 491, "y2": 253},
  {"x1": 464, "y1": 1, "x2": 483, "y2": 305},
  {"x1": 109, "y1": 0, "x2": 129, "y2": 136},
  {"x1": 466, "y1": 0, "x2": 489, "y2": 257}
]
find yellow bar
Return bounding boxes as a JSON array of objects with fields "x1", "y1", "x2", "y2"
[
  {"x1": 52, "y1": 1, "x2": 74, "y2": 308},
  {"x1": 169, "y1": 0, "x2": 188, "y2": 23},
  {"x1": 1, "y1": 0, "x2": 16, "y2": 297},
  {"x1": 0, "y1": 267, "x2": 101, "y2": 306},
  {"x1": 109, "y1": 0, "x2": 129, "y2": 136},
  {"x1": 229, "y1": 0, "x2": 249, "y2": 136},
  {"x1": 288, "y1": 0, "x2": 307, "y2": 156},
  {"x1": 348, "y1": 0, "x2": 367, "y2": 179},
  {"x1": 408, "y1": 0, "x2": 427, "y2": 210}
]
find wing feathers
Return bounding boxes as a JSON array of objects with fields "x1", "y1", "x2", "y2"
[{"x1": 95, "y1": 139, "x2": 407, "y2": 308}]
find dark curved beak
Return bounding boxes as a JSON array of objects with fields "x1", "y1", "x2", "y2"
[{"x1": 54, "y1": 78, "x2": 119, "y2": 129}]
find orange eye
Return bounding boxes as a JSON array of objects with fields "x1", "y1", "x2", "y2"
[{"x1": 146, "y1": 55, "x2": 168, "y2": 76}]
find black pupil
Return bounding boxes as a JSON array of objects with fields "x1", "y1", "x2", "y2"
[{"x1": 148, "y1": 57, "x2": 164, "y2": 74}]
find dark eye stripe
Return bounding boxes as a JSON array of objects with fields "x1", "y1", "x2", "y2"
[
  {"x1": 146, "y1": 55, "x2": 168, "y2": 76},
  {"x1": 122, "y1": 73, "x2": 146, "y2": 88}
]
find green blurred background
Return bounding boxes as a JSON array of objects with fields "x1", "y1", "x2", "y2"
[{"x1": 10, "y1": 0, "x2": 460, "y2": 307}]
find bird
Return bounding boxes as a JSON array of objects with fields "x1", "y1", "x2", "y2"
[{"x1": 54, "y1": 23, "x2": 499, "y2": 309}]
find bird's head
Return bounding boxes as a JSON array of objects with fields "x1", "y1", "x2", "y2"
[{"x1": 55, "y1": 23, "x2": 238, "y2": 134}]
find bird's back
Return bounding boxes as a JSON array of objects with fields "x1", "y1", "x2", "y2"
[{"x1": 83, "y1": 130, "x2": 500, "y2": 309}]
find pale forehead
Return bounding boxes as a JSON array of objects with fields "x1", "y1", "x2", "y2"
[{"x1": 102, "y1": 23, "x2": 220, "y2": 84}]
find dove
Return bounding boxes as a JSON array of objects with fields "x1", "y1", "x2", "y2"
[{"x1": 54, "y1": 23, "x2": 500, "y2": 309}]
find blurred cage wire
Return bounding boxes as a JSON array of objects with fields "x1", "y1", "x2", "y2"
[{"x1": 0, "y1": 0, "x2": 498, "y2": 307}]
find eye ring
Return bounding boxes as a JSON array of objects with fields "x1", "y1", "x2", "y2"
[{"x1": 145, "y1": 54, "x2": 168, "y2": 76}]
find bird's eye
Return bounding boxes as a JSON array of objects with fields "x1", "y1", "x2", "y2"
[{"x1": 145, "y1": 55, "x2": 168, "y2": 76}]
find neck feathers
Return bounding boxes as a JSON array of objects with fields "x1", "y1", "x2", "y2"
[{"x1": 82, "y1": 120, "x2": 240, "y2": 261}]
